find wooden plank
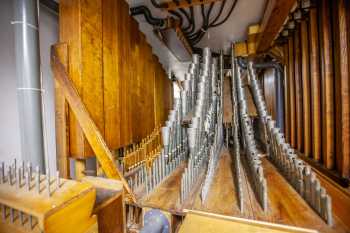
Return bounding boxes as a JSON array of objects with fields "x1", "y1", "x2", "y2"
[
  {"x1": 320, "y1": 0, "x2": 335, "y2": 169},
  {"x1": 119, "y1": 0, "x2": 131, "y2": 147},
  {"x1": 80, "y1": 0, "x2": 104, "y2": 157},
  {"x1": 59, "y1": 0, "x2": 84, "y2": 158},
  {"x1": 300, "y1": 20, "x2": 311, "y2": 157},
  {"x1": 256, "y1": 0, "x2": 296, "y2": 52},
  {"x1": 130, "y1": 18, "x2": 141, "y2": 142},
  {"x1": 309, "y1": 7, "x2": 322, "y2": 162},
  {"x1": 164, "y1": 0, "x2": 223, "y2": 11},
  {"x1": 294, "y1": 26, "x2": 304, "y2": 152},
  {"x1": 53, "y1": 43, "x2": 70, "y2": 178},
  {"x1": 335, "y1": 0, "x2": 350, "y2": 178},
  {"x1": 102, "y1": 0, "x2": 121, "y2": 150},
  {"x1": 263, "y1": 69, "x2": 277, "y2": 119},
  {"x1": 288, "y1": 37, "x2": 296, "y2": 147},
  {"x1": 283, "y1": 43, "x2": 291, "y2": 142},
  {"x1": 51, "y1": 46, "x2": 136, "y2": 202},
  {"x1": 179, "y1": 211, "x2": 318, "y2": 233}
]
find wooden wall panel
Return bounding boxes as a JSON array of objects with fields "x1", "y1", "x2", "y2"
[
  {"x1": 283, "y1": 44, "x2": 291, "y2": 142},
  {"x1": 59, "y1": 0, "x2": 84, "y2": 158},
  {"x1": 131, "y1": 19, "x2": 142, "y2": 142},
  {"x1": 294, "y1": 26, "x2": 304, "y2": 152},
  {"x1": 309, "y1": 7, "x2": 322, "y2": 162},
  {"x1": 288, "y1": 37, "x2": 296, "y2": 147},
  {"x1": 103, "y1": 0, "x2": 121, "y2": 149},
  {"x1": 320, "y1": 0, "x2": 335, "y2": 169},
  {"x1": 300, "y1": 20, "x2": 311, "y2": 157},
  {"x1": 335, "y1": 0, "x2": 350, "y2": 177},
  {"x1": 59, "y1": 0, "x2": 173, "y2": 160},
  {"x1": 60, "y1": 0, "x2": 104, "y2": 158},
  {"x1": 119, "y1": 0, "x2": 132, "y2": 146},
  {"x1": 263, "y1": 69, "x2": 277, "y2": 119}
]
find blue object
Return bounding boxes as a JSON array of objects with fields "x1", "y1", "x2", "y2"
[{"x1": 140, "y1": 209, "x2": 170, "y2": 233}]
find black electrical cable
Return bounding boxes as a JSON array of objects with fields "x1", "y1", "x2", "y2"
[
  {"x1": 184, "y1": 6, "x2": 195, "y2": 34},
  {"x1": 187, "y1": 4, "x2": 206, "y2": 39},
  {"x1": 188, "y1": 3, "x2": 214, "y2": 43},
  {"x1": 150, "y1": 0, "x2": 162, "y2": 8},
  {"x1": 169, "y1": 10, "x2": 184, "y2": 27},
  {"x1": 210, "y1": 0, "x2": 237, "y2": 27},
  {"x1": 209, "y1": 0, "x2": 226, "y2": 26}
]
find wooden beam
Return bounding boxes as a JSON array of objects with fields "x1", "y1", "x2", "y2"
[
  {"x1": 164, "y1": 0, "x2": 223, "y2": 11},
  {"x1": 309, "y1": 8, "x2": 322, "y2": 162},
  {"x1": 300, "y1": 20, "x2": 311, "y2": 157},
  {"x1": 320, "y1": 0, "x2": 335, "y2": 170},
  {"x1": 335, "y1": 0, "x2": 350, "y2": 178},
  {"x1": 256, "y1": 0, "x2": 296, "y2": 53},
  {"x1": 294, "y1": 25, "x2": 303, "y2": 152},
  {"x1": 51, "y1": 45, "x2": 136, "y2": 202}
]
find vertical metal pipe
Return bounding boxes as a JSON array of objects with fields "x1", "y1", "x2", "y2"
[{"x1": 13, "y1": 0, "x2": 45, "y2": 171}]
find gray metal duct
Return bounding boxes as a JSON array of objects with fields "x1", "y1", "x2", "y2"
[{"x1": 13, "y1": 0, "x2": 45, "y2": 171}]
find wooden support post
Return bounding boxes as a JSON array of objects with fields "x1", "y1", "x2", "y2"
[
  {"x1": 320, "y1": 0, "x2": 335, "y2": 169},
  {"x1": 335, "y1": 0, "x2": 350, "y2": 178},
  {"x1": 300, "y1": 20, "x2": 311, "y2": 157},
  {"x1": 283, "y1": 43, "x2": 291, "y2": 142},
  {"x1": 288, "y1": 36, "x2": 296, "y2": 147},
  {"x1": 309, "y1": 7, "x2": 322, "y2": 162},
  {"x1": 75, "y1": 159, "x2": 86, "y2": 180},
  {"x1": 53, "y1": 43, "x2": 70, "y2": 178},
  {"x1": 294, "y1": 25, "x2": 304, "y2": 152}
]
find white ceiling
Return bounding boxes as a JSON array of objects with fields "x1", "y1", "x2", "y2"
[{"x1": 128, "y1": 0, "x2": 267, "y2": 53}]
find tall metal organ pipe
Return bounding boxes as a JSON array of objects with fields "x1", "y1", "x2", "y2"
[{"x1": 13, "y1": 0, "x2": 45, "y2": 171}]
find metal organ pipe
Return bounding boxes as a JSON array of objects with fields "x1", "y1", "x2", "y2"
[
  {"x1": 13, "y1": 0, "x2": 45, "y2": 171},
  {"x1": 246, "y1": 60, "x2": 333, "y2": 225}
]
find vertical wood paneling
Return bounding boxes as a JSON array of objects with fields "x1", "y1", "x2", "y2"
[
  {"x1": 294, "y1": 26, "x2": 304, "y2": 152},
  {"x1": 320, "y1": 0, "x2": 335, "y2": 169},
  {"x1": 81, "y1": 0, "x2": 104, "y2": 157},
  {"x1": 119, "y1": 0, "x2": 131, "y2": 146},
  {"x1": 59, "y1": 0, "x2": 173, "y2": 159},
  {"x1": 131, "y1": 19, "x2": 142, "y2": 142},
  {"x1": 283, "y1": 44, "x2": 290, "y2": 142},
  {"x1": 335, "y1": 0, "x2": 350, "y2": 177},
  {"x1": 300, "y1": 20, "x2": 311, "y2": 157},
  {"x1": 309, "y1": 7, "x2": 322, "y2": 162},
  {"x1": 288, "y1": 37, "x2": 296, "y2": 147},
  {"x1": 103, "y1": 0, "x2": 120, "y2": 149},
  {"x1": 59, "y1": 0, "x2": 85, "y2": 157}
]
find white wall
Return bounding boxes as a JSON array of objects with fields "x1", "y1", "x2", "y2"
[{"x1": 0, "y1": 1, "x2": 58, "y2": 173}]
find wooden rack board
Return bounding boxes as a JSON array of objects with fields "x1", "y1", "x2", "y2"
[{"x1": 178, "y1": 210, "x2": 318, "y2": 233}]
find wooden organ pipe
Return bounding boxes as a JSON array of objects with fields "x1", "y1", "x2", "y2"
[
  {"x1": 320, "y1": 0, "x2": 335, "y2": 169},
  {"x1": 309, "y1": 7, "x2": 322, "y2": 163},
  {"x1": 294, "y1": 25, "x2": 304, "y2": 151},
  {"x1": 300, "y1": 20, "x2": 311, "y2": 157},
  {"x1": 283, "y1": 43, "x2": 291, "y2": 142},
  {"x1": 335, "y1": 0, "x2": 350, "y2": 178},
  {"x1": 288, "y1": 36, "x2": 296, "y2": 148}
]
